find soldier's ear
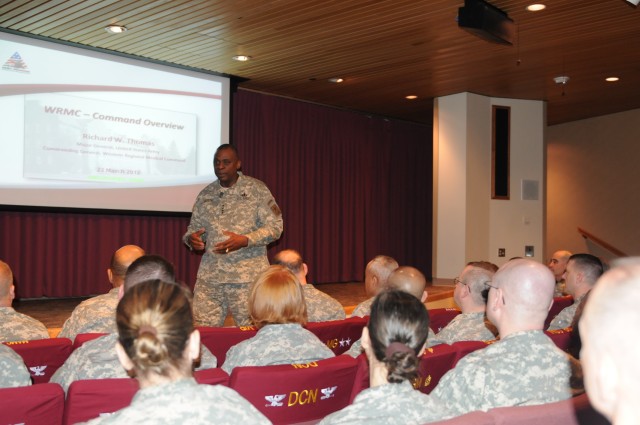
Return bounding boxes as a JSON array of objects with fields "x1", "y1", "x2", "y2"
[
  {"x1": 9, "y1": 285, "x2": 15, "y2": 300},
  {"x1": 186, "y1": 329, "x2": 201, "y2": 362},
  {"x1": 107, "y1": 268, "x2": 114, "y2": 284},
  {"x1": 115, "y1": 342, "x2": 134, "y2": 371}
]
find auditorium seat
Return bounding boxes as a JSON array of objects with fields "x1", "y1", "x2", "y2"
[
  {"x1": 413, "y1": 343, "x2": 458, "y2": 394},
  {"x1": 63, "y1": 378, "x2": 138, "y2": 425},
  {"x1": 0, "y1": 383, "x2": 65, "y2": 425},
  {"x1": 545, "y1": 295, "x2": 574, "y2": 329},
  {"x1": 197, "y1": 325, "x2": 258, "y2": 365},
  {"x1": 305, "y1": 316, "x2": 368, "y2": 355},
  {"x1": 72, "y1": 333, "x2": 107, "y2": 351},
  {"x1": 4, "y1": 338, "x2": 73, "y2": 383},
  {"x1": 450, "y1": 340, "x2": 493, "y2": 366},
  {"x1": 429, "y1": 308, "x2": 461, "y2": 333},
  {"x1": 229, "y1": 355, "x2": 359, "y2": 425},
  {"x1": 545, "y1": 328, "x2": 573, "y2": 352},
  {"x1": 193, "y1": 368, "x2": 230, "y2": 386}
]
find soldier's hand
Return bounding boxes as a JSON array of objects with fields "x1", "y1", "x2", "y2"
[
  {"x1": 189, "y1": 228, "x2": 207, "y2": 251},
  {"x1": 214, "y1": 231, "x2": 249, "y2": 254}
]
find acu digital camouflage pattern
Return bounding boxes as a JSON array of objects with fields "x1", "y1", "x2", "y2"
[
  {"x1": 221, "y1": 323, "x2": 334, "y2": 374},
  {"x1": 51, "y1": 333, "x2": 217, "y2": 393},
  {"x1": 183, "y1": 173, "x2": 283, "y2": 326},
  {"x1": 432, "y1": 330, "x2": 572, "y2": 416},
  {"x1": 303, "y1": 285, "x2": 346, "y2": 322},
  {"x1": 319, "y1": 380, "x2": 452, "y2": 425},
  {"x1": 57, "y1": 288, "x2": 120, "y2": 340},
  {"x1": 0, "y1": 343, "x2": 31, "y2": 388},
  {"x1": 191, "y1": 282, "x2": 251, "y2": 327},
  {"x1": 548, "y1": 293, "x2": 584, "y2": 330},
  {"x1": 0, "y1": 306, "x2": 49, "y2": 342},
  {"x1": 350, "y1": 297, "x2": 374, "y2": 318},
  {"x1": 80, "y1": 377, "x2": 271, "y2": 425},
  {"x1": 429, "y1": 312, "x2": 497, "y2": 346}
]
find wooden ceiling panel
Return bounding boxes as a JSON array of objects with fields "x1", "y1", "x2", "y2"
[{"x1": 1, "y1": 0, "x2": 640, "y2": 125}]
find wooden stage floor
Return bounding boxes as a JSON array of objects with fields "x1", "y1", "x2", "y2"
[{"x1": 14, "y1": 280, "x2": 455, "y2": 334}]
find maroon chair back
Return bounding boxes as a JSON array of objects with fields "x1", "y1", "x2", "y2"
[
  {"x1": 193, "y1": 368, "x2": 230, "y2": 386},
  {"x1": 450, "y1": 340, "x2": 493, "y2": 366},
  {"x1": 413, "y1": 343, "x2": 458, "y2": 394},
  {"x1": 72, "y1": 333, "x2": 107, "y2": 351},
  {"x1": 305, "y1": 316, "x2": 368, "y2": 355},
  {"x1": 545, "y1": 328, "x2": 573, "y2": 352},
  {"x1": 197, "y1": 326, "x2": 257, "y2": 365},
  {"x1": 63, "y1": 378, "x2": 139, "y2": 425},
  {"x1": 0, "y1": 383, "x2": 65, "y2": 425},
  {"x1": 545, "y1": 295, "x2": 574, "y2": 329},
  {"x1": 229, "y1": 355, "x2": 359, "y2": 425},
  {"x1": 429, "y1": 308, "x2": 461, "y2": 333},
  {"x1": 350, "y1": 353, "x2": 370, "y2": 402},
  {"x1": 4, "y1": 338, "x2": 73, "y2": 383}
]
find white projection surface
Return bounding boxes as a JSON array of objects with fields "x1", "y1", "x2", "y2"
[{"x1": 0, "y1": 31, "x2": 230, "y2": 212}]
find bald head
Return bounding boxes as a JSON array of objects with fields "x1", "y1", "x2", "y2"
[
  {"x1": 0, "y1": 260, "x2": 14, "y2": 304},
  {"x1": 579, "y1": 258, "x2": 640, "y2": 422},
  {"x1": 489, "y1": 259, "x2": 555, "y2": 335},
  {"x1": 548, "y1": 250, "x2": 572, "y2": 282},
  {"x1": 386, "y1": 266, "x2": 427, "y2": 301},
  {"x1": 272, "y1": 249, "x2": 307, "y2": 284},
  {"x1": 109, "y1": 245, "x2": 145, "y2": 287},
  {"x1": 365, "y1": 255, "x2": 399, "y2": 297}
]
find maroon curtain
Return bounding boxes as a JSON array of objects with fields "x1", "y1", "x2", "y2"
[{"x1": 0, "y1": 89, "x2": 432, "y2": 298}]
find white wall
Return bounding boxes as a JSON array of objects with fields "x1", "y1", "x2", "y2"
[{"x1": 433, "y1": 93, "x2": 545, "y2": 278}]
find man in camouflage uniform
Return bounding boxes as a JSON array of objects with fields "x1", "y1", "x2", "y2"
[
  {"x1": 51, "y1": 254, "x2": 217, "y2": 392},
  {"x1": 0, "y1": 344, "x2": 31, "y2": 388},
  {"x1": 580, "y1": 258, "x2": 640, "y2": 425},
  {"x1": 350, "y1": 255, "x2": 398, "y2": 318},
  {"x1": 183, "y1": 144, "x2": 283, "y2": 327},
  {"x1": 58, "y1": 245, "x2": 145, "y2": 340},
  {"x1": 548, "y1": 253, "x2": 603, "y2": 330},
  {"x1": 273, "y1": 249, "x2": 346, "y2": 322},
  {"x1": 0, "y1": 260, "x2": 49, "y2": 342},
  {"x1": 548, "y1": 249, "x2": 572, "y2": 296},
  {"x1": 432, "y1": 259, "x2": 572, "y2": 415},
  {"x1": 430, "y1": 261, "x2": 498, "y2": 345}
]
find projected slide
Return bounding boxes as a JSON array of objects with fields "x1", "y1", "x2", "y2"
[{"x1": 24, "y1": 93, "x2": 197, "y2": 183}]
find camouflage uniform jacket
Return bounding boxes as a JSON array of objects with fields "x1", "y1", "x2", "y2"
[
  {"x1": 319, "y1": 380, "x2": 452, "y2": 425},
  {"x1": 303, "y1": 285, "x2": 346, "y2": 322},
  {"x1": 0, "y1": 306, "x2": 49, "y2": 342},
  {"x1": 350, "y1": 297, "x2": 374, "y2": 318},
  {"x1": 431, "y1": 330, "x2": 572, "y2": 416},
  {"x1": 183, "y1": 173, "x2": 283, "y2": 285},
  {"x1": 51, "y1": 333, "x2": 217, "y2": 393},
  {"x1": 81, "y1": 377, "x2": 271, "y2": 425},
  {"x1": 548, "y1": 293, "x2": 585, "y2": 330},
  {"x1": 430, "y1": 312, "x2": 497, "y2": 345},
  {"x1": 0, "y1": 344, "x2": 31, "y2": 388},
  {"x1": 221, "y1": 323, "x2": 335, "y2": 374},
  {"x1": 57, "y1": 288, "x2": 120, "y2": 340}
]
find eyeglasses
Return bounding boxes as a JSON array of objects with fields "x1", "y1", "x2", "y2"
[
  {"x1": 484, "y1": 281, "x2": 505, "y2": 305},
  {"x1": 454, "y1": 277, "x2": 469, "y2": 288}
]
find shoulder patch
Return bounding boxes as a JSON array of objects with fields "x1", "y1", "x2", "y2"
[{"x1": 268, "y1": 199, "x2": 282, "y2": 216}]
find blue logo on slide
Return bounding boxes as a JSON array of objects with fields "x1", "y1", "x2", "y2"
[{"x1": 2, "y1": 51, "x2": 30, "y2": 74}]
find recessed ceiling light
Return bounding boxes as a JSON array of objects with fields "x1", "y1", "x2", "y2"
[
  {"x1": 105, "y1": 25, "x2": 127, "y2": 34},
  {"x1": 405, "y1": 95, "x2": 418, "y2": 100},
  {"x1": 605, "y1": 77, "x2": 620, "y2": 82},
  {"x1": 232, "y1": 55, "x2": 252, "y2": 62},
  {"x1": 328, "y1": 77, "x2": 344, "y2": 83},
  {"x1": 526, "y1": 4, "x2": 546, "y2": 11}
]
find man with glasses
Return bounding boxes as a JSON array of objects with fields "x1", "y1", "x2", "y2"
[
  {"x1": 430, "y1": 261, "x2": 498, "y2": 345},
  {"x1": 432, "y1": 259, "x2": 572, "y2": 415}
]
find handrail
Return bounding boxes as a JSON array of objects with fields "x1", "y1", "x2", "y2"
[{"x1": 577, "y1": 227, "x2": 627, "y2": 258}]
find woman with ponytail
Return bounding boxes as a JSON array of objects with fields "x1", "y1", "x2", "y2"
[
  {"x1": 320, "y1": 290, "x2": 451, "y2": 424},
  {"x1": 83, "y1": 279, "x2": 269, "y2": 424}
]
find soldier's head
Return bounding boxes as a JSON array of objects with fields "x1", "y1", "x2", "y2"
[
  {"x1": 272, "y1": 249, "x2": 308, "y2": 285},
  {"x1": 116, "y1": 279, "x2": 198, "y2": 383},
  {"x1": 580, "y1": 257, "x2": 640, "y2": 422},
  {"x1": 0, "y1": 260, "x2": 15, "y2": 306},
  {"x1": 386, "y1": 266, "x2": 428, "y2": 303},
  {"x1": 108, "y1": 245, "x2": 145, "y2": 288},
  {"x1": 563, "y1": 253, "x2": 604, "y2": 299},
  {"x1": 249, "y1": 265, "x2": 307, "y2": 328},
  {"x1": 121, "y1": 255, "x2": 176, "y2": 299},
  {"x1": 454, "y1": 262, "x2": 496, "y2": 312},
  {"x1": 487, "y1": 259, "x2": 555, "y2": 336},
  {"x1": 364, "y1": 255, "x2": 399, "y2": 297},
  {"x1": 548, "y1": 250, "x2": 572, "y2": 282},
  {"x1": 214, "y1": 144, "x2": 241, "y2": 188},
  {"x1": 363, "y1": 290, "x2": 430, "y2": 384}
]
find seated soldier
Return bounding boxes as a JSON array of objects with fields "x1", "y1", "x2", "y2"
[
  {"x1": 0, "y1": 344, "x2": 31, "y2": 388},
  {"x1": 351, "y1": 255, "x2": 398, "y2": 317}
]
